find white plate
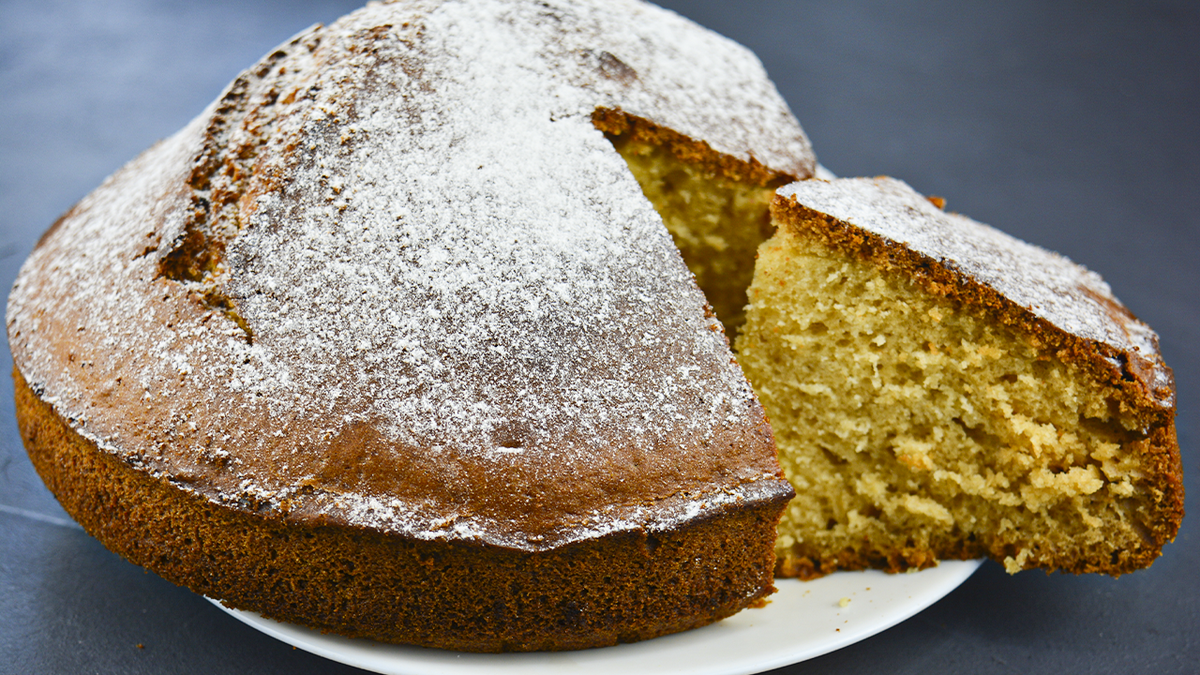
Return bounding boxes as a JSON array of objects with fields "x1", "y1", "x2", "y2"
[{"x1": 209, "y1": 559, "x2": 980, "y2": 675}]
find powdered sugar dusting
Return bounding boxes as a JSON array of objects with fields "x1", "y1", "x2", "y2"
[
  {"x1": 778, "y1": 177, "x2": 1172, "y2": 404},
  {"x1": 8, "y1": 0, "x2": 805, "y2": 550}
]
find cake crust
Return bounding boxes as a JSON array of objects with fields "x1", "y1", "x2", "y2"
[
  {"x1": 14, "y1": 368, "x2": 786, "y2": 651},
  {"x1": 772, "y1": 180, "x2": 1175, "y2": 420}
]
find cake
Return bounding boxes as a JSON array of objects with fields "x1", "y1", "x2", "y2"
[
  {"x1": 736, "y1": 177, "x2": 1183, "y2": 578},
  {"x1": 6, "y1": 0, "x2": 814, "y2": 652},
  {"x1": 10, "y1": 0, "x2": 1184, "y2": 656}
]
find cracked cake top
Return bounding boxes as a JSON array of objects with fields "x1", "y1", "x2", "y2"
[{"x1": 7, "y1": 0, "x2": 813, "y2": 550}]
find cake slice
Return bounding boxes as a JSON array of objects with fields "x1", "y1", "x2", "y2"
[{"x1": 736, "y1": 177, "x2": 1183, "y2": 578}]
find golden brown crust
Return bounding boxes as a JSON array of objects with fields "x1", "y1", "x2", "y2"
[
  {"x1": 772, "y1": 194, "x2": 1175, "y2": 429},
  {"x1": 777, "y1": 546, "x2": 942, "y2": 581},
  {"x1": 593, "y1": 108, "x2": 802, "y2": 188},
  {"x1": 14, "y1": 366, "x2": 789, "y2": 652}
]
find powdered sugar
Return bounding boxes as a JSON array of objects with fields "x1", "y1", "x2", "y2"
[
  {"x1": 778, "y1": 177, "x2": 1173, "y2": 406},
  {"x1": 8, "y1": 0, "x2": 806, "y2": 549}
]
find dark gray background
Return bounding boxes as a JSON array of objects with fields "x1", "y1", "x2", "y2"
[{"x1": 1, "y1": 1, "x2": 1196, "y2": 673}]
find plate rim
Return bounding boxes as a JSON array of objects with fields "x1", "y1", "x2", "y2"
[{"x1": 208, "y1": 558, "x2": 982, "y2": 675}]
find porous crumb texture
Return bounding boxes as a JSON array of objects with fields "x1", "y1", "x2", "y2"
[
  {"x1": 738, "y1": 178, "x2": 1183, "y2": 578},
  {"x1": 604, "y1": 126, "x2": 780, "y2": 339}
]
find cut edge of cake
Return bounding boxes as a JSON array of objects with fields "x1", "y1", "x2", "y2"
[{"x1": 736, "y1": 176, "x2": 1182, "y2": 579}]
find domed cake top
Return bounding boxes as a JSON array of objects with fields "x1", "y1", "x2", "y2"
[{"x1": 7, "y1": 0, "x2": 811, "y2": 550}]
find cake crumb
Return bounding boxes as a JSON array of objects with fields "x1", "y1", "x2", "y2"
[
  {"x1": 838, "y1": 597, "x2": 851, "y2": 607},
  {"x1": 1003, "y1": 548, "x2": 1032, "y2": 573}
]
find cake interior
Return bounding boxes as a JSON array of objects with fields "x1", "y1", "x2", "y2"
[
  {"x1": 605, "y1": 132, "x2": 776, "y2": 340},
  {"x1": 736, "y1": 224, "x2": 1159, "y2": 577},
  {"x1": 606, "y1": 128, "x2": 1168, "y2": 578}
]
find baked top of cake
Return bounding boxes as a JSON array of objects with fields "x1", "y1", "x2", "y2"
[
  {"x1": 6, "y1": 0, "x2": 811, "y2": 552},
  {"x1": 776, "y1": 177, "x2": 1174, "y2": 420}
]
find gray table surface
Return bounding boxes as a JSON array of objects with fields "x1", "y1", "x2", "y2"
[{"x1": 2, "y1": 1, "x2": 1196, "y2": 673}]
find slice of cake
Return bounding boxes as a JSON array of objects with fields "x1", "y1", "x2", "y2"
[{"x1": 736, "y1": 177, "x2": 1183, "y2": 578}]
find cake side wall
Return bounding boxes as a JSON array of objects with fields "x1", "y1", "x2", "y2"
[{"x1": 13, "y1": 366, "x2": 788, "y2": 651}]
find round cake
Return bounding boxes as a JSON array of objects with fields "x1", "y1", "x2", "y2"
[
  {"x1": 11, "y1": 0, "x2": 1183, "y2": 657},
  {"x1": 6, "y1": 0, "x2": 813, "y2": 652}
]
